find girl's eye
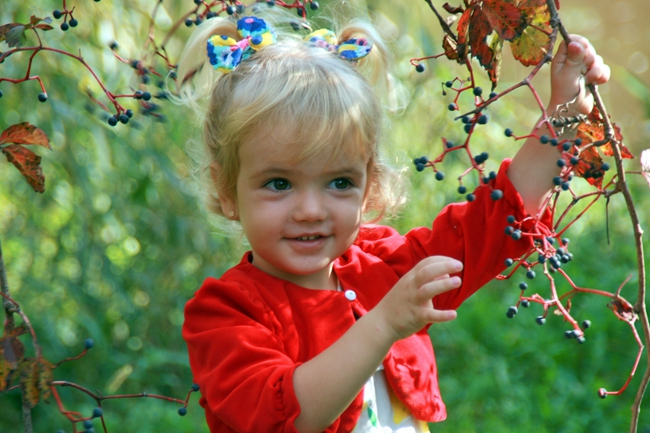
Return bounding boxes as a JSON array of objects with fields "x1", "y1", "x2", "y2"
[
  {"x1": 330, "y1": 178, "x2": 352, "y2": 190},
  {"x1": 265, "y1": 179, "x2": 291, "y2": 191}
]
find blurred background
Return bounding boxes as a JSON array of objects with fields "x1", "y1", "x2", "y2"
[{"x1": 0, "y1": 0, "x2": 648, "y2": 432}]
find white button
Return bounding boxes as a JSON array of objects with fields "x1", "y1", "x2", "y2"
[{"x1": 344, "y1": 290, "x2": 356, "y2": 301}]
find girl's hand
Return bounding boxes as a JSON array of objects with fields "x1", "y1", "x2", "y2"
[
  {"x1": 373, "y1": 256, "x2": 461, "y2": 342},
  {"x1": 548, "y1": 35, "x2": 611, "y2": 118}
]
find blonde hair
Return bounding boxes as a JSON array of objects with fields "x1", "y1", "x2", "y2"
[{"x1": 175, "y1": 8, "x2": 405, "y2": 226}]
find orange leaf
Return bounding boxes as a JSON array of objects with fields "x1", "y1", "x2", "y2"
[
  {"x1": 0, "y1": 122, "x2": 51, "y2": 149},
  {"x1": 574, "y1": 146, "x2": 605, "y2": 188},
  {"x1": 509, "y1": 4, "x2": 552, "y2": 66},
  {"x1": 2, "y1": 144, "x2": 45, "y2": 193},
  {"x1": 601, "y1": 123, "x2": 633, "y2": 159}
]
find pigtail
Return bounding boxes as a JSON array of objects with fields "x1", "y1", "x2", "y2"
[{"x1": 175, "y1": 17, "x2": 240, "y2": 109}]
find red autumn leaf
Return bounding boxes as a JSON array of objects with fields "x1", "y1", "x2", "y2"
[
  {"x1": 1, "y1": 144, "x2": 45, "y2": 193},
  {"x1": 510, "y1": 4, "x2": 552, "y2": 66},
  {"x1": 443, "y1": 2, "x2": 464, "y2": 14},
  {"x1": 479, "y1": 0, "x2": 528, "y2": 41},
  {"x1": 456, "y1": 7, "x2": 471, "y2": 55},
  {"x1": 0, "y1": 122, "x2": 51, "y2": 149},
  {"x1": 601, "y1": 123, "x2": 633, "y2": 159},
  {"x1": 573, "y1": 146, "x2": 605, "y2": 188},
  {"x1": 442, "y1": 34, "x2": 461, "y2": 62},
  {"x1": 577, "y1": 112, "x2": 633, "y2": 159}
]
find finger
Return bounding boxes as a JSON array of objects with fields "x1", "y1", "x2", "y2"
[
  {"x1": 413, "y1": 259, "x2": 463, "y2": 287},
  {"x1": 417, "y1": 275, "x2": 462, "y2": 302},
  {"x1": 421, "y1": 308, "x2": 457, "y2": 324}
]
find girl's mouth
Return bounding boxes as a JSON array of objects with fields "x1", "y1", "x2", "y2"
[{"x1": 295, "y1": 235, "x2": 322, "y2": 241}]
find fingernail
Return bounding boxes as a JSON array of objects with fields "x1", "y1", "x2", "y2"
[
  {"x1": 454, "y1": 261, "x2": 463, "y2": 271},
  {"x1": 451, "y1": 276, "x2": 461, "y2": 286}
]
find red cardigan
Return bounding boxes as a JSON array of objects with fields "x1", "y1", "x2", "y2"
[{"x1": 183, "y1": 160, "x2": 542, "y2": 432}]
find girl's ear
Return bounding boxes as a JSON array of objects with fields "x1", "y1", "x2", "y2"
[{"x1": 210, "y1": 162, "x2": 238, "y2": 219}]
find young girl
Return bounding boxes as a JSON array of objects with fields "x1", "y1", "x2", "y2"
[{"x1": 177, "y1": 10, "x2": 610, "y2": 433}]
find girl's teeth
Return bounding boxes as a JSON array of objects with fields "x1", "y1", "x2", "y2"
[{"x1": 298, "y1": 235, "x2": 319, "y2": 240}]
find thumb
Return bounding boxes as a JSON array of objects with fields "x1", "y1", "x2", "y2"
[{"x1": 565, "y1": 40, "x2": 587, "y2": 69}]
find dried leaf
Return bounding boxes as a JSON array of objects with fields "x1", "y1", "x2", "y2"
[
  {"x1": 442, "y1": 34, "x2": 460, "y2": 62},
  {"x1": 0, "y1": 122, "x2": 51, "y2": 149},
  {"x1": 38, "y1": 360, "x2": 54, "y2": 400},
  {"x1": 20, "y1": 359, "x2": 40, "y2": 407},
  {"x1": 35, "y1": 24, "x2": 54, "y2": 31},
  {"x1": 443, "y1": 2, "x2": 464, "y2": 14},
  {"x1": 1, "y1": 144, "x2": 45, "y2": 193},
  {"x1": 510, "y1": 5, "x2": 552, "y2": 66},
  {"x1": 0, "y1": 357, "x2": 13, "y2": 391},
  {"x1": 641, "y1": 149, "x2": 650, "y2": 188},
  {"x1": 1, "y1": 334, "x2": 25, "y2": 367},
  {"x1": 0, "y1": 23, "x2": 21, "y2": 44}
]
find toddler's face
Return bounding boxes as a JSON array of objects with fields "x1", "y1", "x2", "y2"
[{"x1": 231, "y1": 133, "x2": 369, "y2": 290}]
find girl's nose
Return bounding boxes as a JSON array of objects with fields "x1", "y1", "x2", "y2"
[{"x1": 293, "y1": 190, "x2": 327, "y2": 222}]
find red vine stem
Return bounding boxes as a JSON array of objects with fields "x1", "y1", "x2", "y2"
[{"x1": 544, "y1": 1, "x2": 649, "y2": 431}]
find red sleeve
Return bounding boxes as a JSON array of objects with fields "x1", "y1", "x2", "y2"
[
  {"x1": 356, "y1": 159, "x2": 550, "y2": 310},
  {"x1": 182, "y1": 277, "x2": 302, "y2": 433}
]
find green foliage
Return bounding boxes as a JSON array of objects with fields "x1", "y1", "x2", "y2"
[{"x1": 0, "y1": 0, "x2": 648, "y2": 432}]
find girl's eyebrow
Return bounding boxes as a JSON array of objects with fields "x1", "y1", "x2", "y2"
[{"x1": 251, "y1": 165, "x2": 365, "y2": 178}]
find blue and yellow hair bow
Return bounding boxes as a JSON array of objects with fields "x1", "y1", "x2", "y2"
[
  {"x1": 304, "y1": 28, "x2": 373, "y2": 61},
  {"x1": 207, "y1": 16, "x2": 276, "y2": 73}
]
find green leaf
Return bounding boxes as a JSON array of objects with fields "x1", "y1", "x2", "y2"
[
  {"x1": 0, "y1": 23, "x2": 21, "y2": 44},
  {"x1": 5, "y1": 24, "x2": 26, "y2": 48}
]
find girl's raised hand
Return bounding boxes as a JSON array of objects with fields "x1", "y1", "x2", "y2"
[
  {"x1": 372, "y1": 256, "x2": 461, "y2": 342},
  {"x1": 548, "y1": 35, "x2": 611, "y2": 118}
]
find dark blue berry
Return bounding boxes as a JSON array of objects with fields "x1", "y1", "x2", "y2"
[
  {"x1": 504, "y1": 226, "x2": 514, "y2": 235},
  {"x1": 473, "y1": 86, "x2": 483, "y2": 96},
  {"x1": 574, "y1": 138, "x2": 583, "y2": 146},
  {"x1": 310, "y1": 1, "x2": 319, "y2": 10},
  {"x1": 521, "y1": 300, "x2": 530, "y2": 308},
  {"x1": 601, "y1": 163, "x2": 610, "y2": 171},
  {"x1": 577, "y1": 336, "x2": 586, "y2": 344},
  {"x1": 491, "y1": 189, "x2": 503, "y2": 200},
  {"x1": 466, "y1": 193, "x2": 476, "y2": 202},
  {"x1": 206, "y1": 12, "x2": 216, "y2": 19},
  {"x1": 191, "y1": 383, "x2": 200, "y2": 392},
  {"x1": 448, "y1": 103, "x2": 457, "y2": 111},
  {"x1": 53, "y1": 10, "x2": 62, "y2": 19},
  {"x1": 519, "y1": 282, "x2": 528, "y2": 290},
  {"x1": 461, "y1": 116, "x2": 469, "y2": 124},
  {"x1": 415, "y1": 63, "x2": 425, "y2": 73},
  {"x1": 507, "y1": 215, "x2": 516, "y2": 224},
  {"x1": 445, "y1": 80, "x2": 453, "y2": 88},
  {"x1": 178, "y1": 407, "x2": 187, "y2": 416},
  {"x1": 142, "y1": 91, "x2": 152, "y2": 101},
  {"x1": 69, "y1": 18, "x2": 78, "y2": 27},
  {"x1": 195, "y1": 18, "x2": 203, "y2": 26},
  {"x1": 84, "y1": 338, "x2": 95, "y2": 349},
  {"x1": 477, "y1": 114, "x2": 488, "y2": 125},
  {"x1": 458, "y1": 185, "x2": 467, "y2": 194},
  {"x1": 267, "y1": 0, "x2": 276, "y2": 5},
  {"x1": 557, "y1": 159, "x2": 566, "y2": 167},
  {"x1": 415, "y1": 163, "x2": 425, "y2": 172},
  {"x1": 570, "y1": 157, "x2": 579, "y2": 165},
  {"x1": 83, "y1": 420, "x2": 93, "y2": 429},
  {"x1": 483, "y1": 176, "x2": 490, "y2": 184},
  {"x1": 536, "y1": 316, "x2": 546, "y2": 325},
  {"x1": 119, "y1": 114, "x2": 130, "y2": 124},
  {"x1": 61, "y1": 22, "x2": 69, "y2": 31},
  {"x1": 504, "y1": 258, "x2": 514, "y2": 267},
  {"x1": 445, "y1": 141, "x2": 454, "y2": 149},
  {"x1": 0, "y1": 90, "x2": 3, "y2": 98},
  {"x1": 540, "y1": 135, "x2": 549, "y2": 144},
  {"x1": 504, "y1": 128, "x2": 513, "y2": 137},
  {"x1": 551, "y1": 138, "x2": 559, "y2": 146},
  {"x1": 537, "y1": 254, "x2": 546, "y2": 264},
  {"x1": 464, "y1": 124, "x2": 472, "y2": 133},
  {"x1": 125, "y1": 109, "x2": 134, "y2": 118},
  {"x1": 38, "y1": 93, "x2": 48, "y2": 102},
  {"x1": 297, "y1": 8, "x2": 305, "y2": 17},
  {"x1": 562, "y1": 142, "x2": 571, "y2": 151},
  {"x1": 92, "y1": 407, "x2": 102, "y2": 418},
  {"x1": 435, "y1": 171, "x2": 445, "y2": 181},
  {"x1": 134, "y1": 90, "x2": 143, "y2": 99},
  {"x1": 582, "y1": 320, "x2": 591, "y2": 329},
  {"x1": 506, "y1": 306, "x2": 518, "y2": 318},
  {"x1": 561, "y1": 237, "x2": 570, "y2": 246},
  {"x1": 561, "y1": 182, "x2": 570, "y2": 191},
  {"x1": 489, "y1": 92, "x2": 498, "y2": 99},
  {"x1": 526, "y1": 270, "x2": 536, "y2": 279},
  {"x1": 489, "y1": 171, "x2": 497, "y2": 180},
  {"x1": 511, "y1": 230, "x2": 522, "y2": 241},
  {"x1": 565, "y1": 330, "x2": 577, "y2": 339},
  {"x1": 552, "y1": 176, "x2": 562, "y2": 186},
  {"x1": 185, "y1": 18, "x2": 194, "y2": 27},
  {"x1": 107, "y1": 117, "x2": 118, "y2": 127}
]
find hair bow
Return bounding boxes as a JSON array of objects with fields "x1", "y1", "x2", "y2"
[
  {"x1": 207, "y1": 16, "x2": 276, "y2": 73},
  {"x1": 304, "y1": 29, "x2": 373, "y2": 61}
]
